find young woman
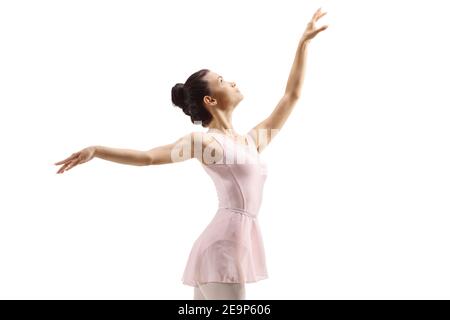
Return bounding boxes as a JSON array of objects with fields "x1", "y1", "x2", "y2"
[{"x1": 54, "y1": 8, "x2": 328, "y2": 300}]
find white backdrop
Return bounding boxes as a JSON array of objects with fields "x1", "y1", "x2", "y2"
[{"x1": 1, "y1": 0, "x2": 449, "y2": 299}]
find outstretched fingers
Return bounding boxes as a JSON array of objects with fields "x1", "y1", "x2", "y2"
[
  {"x1": 55, "y1": 152, "x2": 79, "y2": 165},
  {"x1": 65, "y1": 158, "x2": 81, "y2": 172},
  {"x1": 57, "y1": 162, "x2": 71, "y2": 174},
  {"x1": 312, "y1": 8, "x2": 327, "y2": 22},
  {"x1": 56, "y1": 156, "x2": 79, "y2": 174},
  {"x1": 316, "y1": 25, "x2": 329, "y2": 34}
]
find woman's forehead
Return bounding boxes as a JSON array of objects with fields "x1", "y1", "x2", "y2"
[
  {"x1": 210, "y1": 71, "x2": 220, "y2": 79},
  {"x1": 208, "y1": 72, "x2": 222, "y2": 85}
]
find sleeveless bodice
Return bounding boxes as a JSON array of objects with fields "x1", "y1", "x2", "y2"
[{"x1": 202, "y1": 129, "x2": 268, "y2": 217}]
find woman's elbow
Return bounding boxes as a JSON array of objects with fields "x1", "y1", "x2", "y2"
[{"x1": 144, "y1": 151, "x2": 174, "y2": 166}]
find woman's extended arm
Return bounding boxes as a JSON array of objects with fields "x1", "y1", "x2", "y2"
[
  {"x1": 248, "y1": 7, "x2": 328, "y2": 153},
  {"x1": 92, "y1": 146, "x2": 151, "y2": 166},
  {"x1": 54, "y1": 132, "x2": 207, "y2": 174}
]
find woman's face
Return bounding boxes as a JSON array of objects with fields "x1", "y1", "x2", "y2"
[{"x1": 204, "y1": 71, "x2": 243, "y2": 110}]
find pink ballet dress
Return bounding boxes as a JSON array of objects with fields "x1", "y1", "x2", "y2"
[{"x1": 181, "y1": 128, "x2": 269, "y2": 287}]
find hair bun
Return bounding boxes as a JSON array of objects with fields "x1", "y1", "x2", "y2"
[
  {"x1": 171, "y1": 83, "x2": 186, "y2": 106},
  {"x1": 171, "y1": 83, "x2": 190, "y2": 115}
]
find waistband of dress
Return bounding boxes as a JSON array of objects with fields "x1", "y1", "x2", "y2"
[{"x1": 217, "y1": 206, "x2": 257, "y2": 219}]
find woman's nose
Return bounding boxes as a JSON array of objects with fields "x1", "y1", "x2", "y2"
[{"x1": 231, "y1": 82, "x2": 236, "y2": 87}]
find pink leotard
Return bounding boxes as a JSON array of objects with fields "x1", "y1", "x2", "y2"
[{"x1": 181, "y1": 128, "x2": 269, "y2": 287}]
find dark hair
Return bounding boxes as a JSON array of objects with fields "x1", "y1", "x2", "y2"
[{"x1": 171, "y1": 68, "x2": 213, "y2": 127}]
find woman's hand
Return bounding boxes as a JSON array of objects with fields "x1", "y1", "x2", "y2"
[
  {"x1": 301, "y1": 7, "x2": 328, "y2": 42},
  {"x1": 54, "y1": 146, "x2": 96, "y2": 174}
]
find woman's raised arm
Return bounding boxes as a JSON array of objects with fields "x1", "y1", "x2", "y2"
[{"x1": 247, "y1": 8, "x2": 328, "y2": 153}]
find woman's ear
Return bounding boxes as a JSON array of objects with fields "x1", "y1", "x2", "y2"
[{"x1": 203, "y1": 95, "x2": 216, "y2": 107}]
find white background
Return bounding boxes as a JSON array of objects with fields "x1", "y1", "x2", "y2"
[{"x1": 1, "y1": 0, "x2": 449, "y2": 299}]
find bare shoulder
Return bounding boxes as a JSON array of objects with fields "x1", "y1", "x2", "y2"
[{"x1": 191, "y1": 131, "x2": 223, "y2": 165}]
